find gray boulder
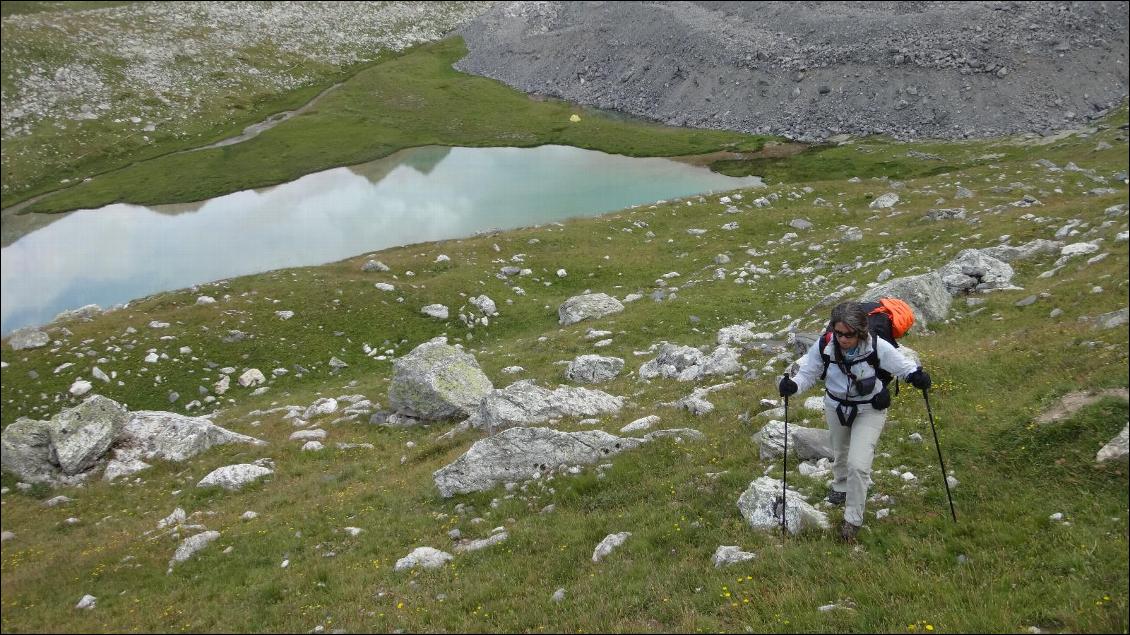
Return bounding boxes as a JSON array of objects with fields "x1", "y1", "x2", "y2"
[
  {"x1": 103, "y1": 457, "x2": 152, "y2": 482},
  {"x1": 395, "y1": 546, "x2": 453, "y2": 571},
  {"x1": 565, "y1": 355, "x2": 625, "y2": 383},
  {"x1": 119, "y1": 410, "x2": 267, "y2": 462},
  {"x1": 8, "y1": 327, "x2": 50, "y2": 350},
  {"x1": 1, "y1": 417, "x2": 57, "y2": 482},
  {"x1": 869, "y1": 192, "x2": 900, "y2": 209},
  {"x1": 737, "y1": 476, "x2": 830, "y2": 535},
  {"x1": 470, "y1": 295, "x2": 498, "y2": 316},
  {"x1": 47, "y1": 395, "x2": 128, "y2": 475},
  {"x1": 1096, "y1": 424, "x2": 1128, "y2": 463},
  {"x1": 639, "y1": 343, "x2": 741, "y2": 381},
  {"x1": 167, "y1": 531, "x2": 221, "y2": 573},
  {"x1": 1, "y1": 395, "x2": 264, "y2": 484},
  {"x1": 982, "y1": 239, "x2": 1062, "y2": 263},
  {"x1": 859, "y1": 271, "x2": 951, "y2": 326},
  {"x1": 558, "y1": 293, "x2": 624, "y2": 326},
  {"x1": 712, "y1": 545, "x2": 757, "y2": 567},
  {"x1": 592, "y1": 532, "x2": 631, "y2": 562},
  {"x1": 196, "y1": 464, "x2": 273, "y2": 491},
  {"x1": 388, "y1": 337, "x2": 494, "y2": 421},
  {"x1": 752, "y1": 420, "x2": 832, "y2": 461},
  {"x1": 454, "y1": 531, "x2": 509, "y2": 553},
  {"x1": 469, "y1": 380, "x2": 623, "y2": 433},
  {"x1": 434, "y1": 426, "x2": 648, "y2": 497},
  {"x1": 936, "y1": 249, "x2": 1017, "y2": 295}
]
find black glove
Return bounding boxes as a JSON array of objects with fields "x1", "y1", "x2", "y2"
[
  {"x1": 778, "y1": 375, "x2": 798, "y2": 397},
  {"x1": 908, "y1": 368, "x2": 932, "y2": 391},
  {"x1": 870, "y1": 385, "x2": 891, "y2": 410}
]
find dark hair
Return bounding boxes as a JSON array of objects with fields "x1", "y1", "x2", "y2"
[{"x1": 829, "y1": 301, "x2": 870, "y2": 342}]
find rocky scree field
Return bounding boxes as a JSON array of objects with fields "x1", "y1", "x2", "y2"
[
  {"x1": 0, "y1": 103, "x2": 1127, "y2": 632},
  {"x1": 455, "y1": 1, "x2": 1130, "y2": 143},
  {"x1": 0, "y1": 1, "x2": 494, "y2": 209}
]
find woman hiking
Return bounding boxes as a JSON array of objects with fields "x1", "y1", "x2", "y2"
[{"x1": 778, "y1": 301, "x2": 931, "y2": 542}]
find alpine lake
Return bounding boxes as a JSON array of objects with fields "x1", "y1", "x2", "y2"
[{"x1": 1, "y1": 144, "x2": 762, "y2": 336}]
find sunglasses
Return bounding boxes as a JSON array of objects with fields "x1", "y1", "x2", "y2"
[{"x1": 833, "y1": 329, "x2": 859, "y2": 339}]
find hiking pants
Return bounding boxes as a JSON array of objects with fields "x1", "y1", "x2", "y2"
[{"x1": 824, "y1": 400, "x2": 887, "y2": 526}]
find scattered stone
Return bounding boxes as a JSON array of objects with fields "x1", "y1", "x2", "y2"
[
  {"x1": 869, "y1": 192, "x2": 899, "y2": 209},
  {"x1": 737, "y1": 476, "x2": 830, "y2": 535},
  {"x1": 75, "y1": 594, "x2": 97, "y2": 610},
  {"x1": 196, "y1": 464, "x2": 273, "y2": 491},
  {"x1": 620, "y1": 415, "x2": 660, "y2": 434},
  {"x1": 558, "y1": 293, "x2": 624, "y2": 326},
  {"x1": 238, "y1": 369, "x2": 265, "y2": 387},
  {"x1": 1097, "y1": 424, "x2": 1129, "y2": 463},
  {"x1": 712, "y1": 545, "x2": 756, "y2": 567},
  {"x1": 565, "y1": 355, "x2": 624, "y2": 383},
  {"x1": 168, "y1": 531, "x2": 221, "y2": 573},
  {"x1": 394, "y1": 546, "x2": 452, "y2": 571},
  {"x1": 592, "y1": 532, "x2": 631, "y2": 562}
]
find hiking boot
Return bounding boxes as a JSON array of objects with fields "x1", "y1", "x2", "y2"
[
  {"x1": 838, "y1": 521, "x2": 862, "y2": 543},
  {"x1": 825, "y1": 489, "x2": 846, "y2": 506}
]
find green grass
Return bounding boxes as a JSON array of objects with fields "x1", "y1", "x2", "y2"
[
  {"x1": 7, "y1": 37, "x2": 765, "y2": 214},
  {"x1": 0, "y1": 1, "x2": 134, "y2": 18},
  {"x1": 1, "y1": 47, "x2": 1128, "y2": 635}
]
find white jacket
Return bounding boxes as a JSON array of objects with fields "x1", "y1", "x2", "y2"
[{"x1": 792, "y1": 334, "x2": 919, "y2": 404}]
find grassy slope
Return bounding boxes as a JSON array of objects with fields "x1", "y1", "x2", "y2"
[
  {"x1": 1, "y1": 2, "x2": 367, "y2": 210},
  {"x1": 1, "y1": 100, "x2": 1127, "y2": 632},
  {"x1": 10, "y1": 37, "x2": 764, "y2": 214}
]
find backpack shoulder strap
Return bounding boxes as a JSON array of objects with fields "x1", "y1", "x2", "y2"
[{"x1": 819, "y1": 331, "x2": 833, "y2": 379}]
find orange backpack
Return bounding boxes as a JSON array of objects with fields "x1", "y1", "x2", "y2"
[{"x1": 871, "y1": 297, "x2": 915, "y2": 340}]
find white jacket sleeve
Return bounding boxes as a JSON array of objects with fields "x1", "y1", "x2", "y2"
[
  {"x1": 875, "y1": 338, "x2": 920, "y2": 380},
  {"x1": 790, "y1": 339, "x2": 827, "y2": 396}
]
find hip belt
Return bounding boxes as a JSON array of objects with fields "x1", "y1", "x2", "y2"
[{"x1": 826, "y1": 390, "x2": 875, "y2": 428}]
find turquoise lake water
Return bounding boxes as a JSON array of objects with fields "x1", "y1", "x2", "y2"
[{"x1": 1, "y1": 145, "x2": 761, "y2": 336}]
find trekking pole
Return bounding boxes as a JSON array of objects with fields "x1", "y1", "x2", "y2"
[
  {"x1": 780, "y1": 388, "x2": 789, "y2": 532},
  {"x1": 923, "y1": 389, "x2": 957, "y2": 523}
]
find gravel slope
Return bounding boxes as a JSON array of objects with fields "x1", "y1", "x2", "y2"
[{"x1": 455, "y1": 1, "x2": 1130, "y2": 141}]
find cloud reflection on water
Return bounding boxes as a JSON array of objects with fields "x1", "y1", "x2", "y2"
[{"x1": 1, "y1": 145, "x2": 761, "y2": 335}]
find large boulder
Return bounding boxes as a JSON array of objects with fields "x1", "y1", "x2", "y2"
[
  {"x1": 196, "y1": 464, "x2": 273, "y2": 490},
  {"x1": 435, "y1": 427, "x2": 643, "y2": 496},
  {"x1": 433, "y1": 426, "x2": 702, "y2": 497},
  {"x1": 565, "y1": 355, "x2": 625, "y2": 383},
  {"x1": 859, "y1": 271, "x2": 951, "y2": 327},
  {"x1": 1, "y1": 417, "x2": 57, "y2": 482},
  {"x1": 935, "y1": 249, "x2": 1017, "y2": 295},
  {"x1": 1, "y1": 395, "x2": 265, "y2": 484},
  {"x1": 751, "y1": 420, "x2": 832, "y2": 461},
  {"x1": 119, "y1": 410, "x2": 267, "y2": 462},
  {"x1": 982, "y1": 239, "x2": 1062, "y2": 263},
  {"x1": 737, "y1": 476, "x2": 830, "y2": 535},
  {"x1": 469, "y1": 380, "x2": 623, "y2": 432},
  {"x1": 638, "y1": 343, "x2": 741, "y2": 381},
  {"x1": 388, "y1": 337, "x2": 494, "y2": 421},
  {"x1": 7, "y1": 327, "x2": 50, "y2": 350},
  {"x1": 558, "y1": 293, "x2": 624, "y2": 326},
  {"x1": 47, "y1": 395, "x2": 128, "y2": 475}
]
